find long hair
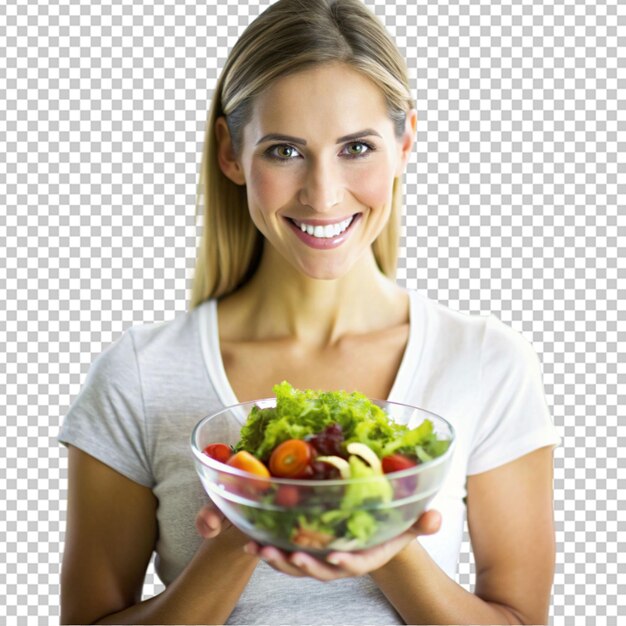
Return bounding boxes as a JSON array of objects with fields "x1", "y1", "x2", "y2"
[{"x1": 189, "y1": 0, "x2": 414, "y2": 309}]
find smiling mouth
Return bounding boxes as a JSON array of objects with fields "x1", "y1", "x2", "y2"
[{"x1": 287, "y1": 214, "x2": 358, "y2": 239}]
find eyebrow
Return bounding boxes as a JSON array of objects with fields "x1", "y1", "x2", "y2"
[{"x1": 255, "y1": 128, "x2": 382, "y2": 146}]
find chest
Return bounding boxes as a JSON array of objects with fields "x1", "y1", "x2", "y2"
[{"x1": 219, "y1": 325, "x2": 410, "y2": 403}]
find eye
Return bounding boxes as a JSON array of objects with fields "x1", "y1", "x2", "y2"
[
  {"x1": 263, "y1": 140, "x2": 376, "y2": 163},
  {"x1": 264, "y1": 144, "x2": 301, "y2": 161},
  {"x1": 342, "y1": 141, "x2": 375, "y2": 158}
]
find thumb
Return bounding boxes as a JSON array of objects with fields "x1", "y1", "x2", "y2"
[
  {"x1": 410, "y1": 509, "x2": 442, "y2": 536},
  {"x1": 195, "y1": 503, "x2": 226, "y2": 539}
]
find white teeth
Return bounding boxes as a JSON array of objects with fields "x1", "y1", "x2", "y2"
[{"x1": 296, "y1": 216, "x2": 354, "y2": 239}]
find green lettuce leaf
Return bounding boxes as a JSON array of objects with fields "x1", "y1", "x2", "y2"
[
  {"x1": 380, "y1": 418, "x2": 433, "y2": 457},
  {"x1": 346, "y1": 510, "x2": 378, "y2": 541}
]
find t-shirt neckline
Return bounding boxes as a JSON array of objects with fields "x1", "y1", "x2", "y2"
[{"x1": 198, "y1": 289, "x2": 421, "y2": 407}]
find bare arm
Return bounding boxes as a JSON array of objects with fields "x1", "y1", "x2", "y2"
[
  {"x1": 369, "y1": 446, "x2": 557, "y2": 625},
  {"x1": 60, "y1": 446, "x2": 258, "y2": 625}
]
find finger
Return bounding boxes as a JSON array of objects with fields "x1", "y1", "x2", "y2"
[
  {"x1": 325, "y1": 538, "x2": 409, "y2": 577},
  {"x1": 288, "y1": 551, "x2": 350, "y2": 582},
  {"x1": 249, "y1": 542, "x2": 352, "y2": 581},
  {"x1": 195, "y1": 505, "x2": 225, "y2": 538},
  {"x1": 243, "y1": 541, "x2": 260, "y2": 556},
  {"x1": 200, "y1": 502, "x2": 224, "y2": 523},
  {"x1": 195, "y1": 514, "x2": 221, "y2": 538},
  {"x1": 257, "y1": 546, "x2": 307, "y2": 578},
  {"x1": 411, "y1": 508, "x2": 442, "y2": 536}
]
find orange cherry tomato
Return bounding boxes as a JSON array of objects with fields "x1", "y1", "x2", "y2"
[
  {"x1": 202, "y1": 443, "x2": 232, "y2": 463},
  {"x1": 269, "y1": 439, "x2": 313, "y2": 478},
  {"x1": 225, "y1": 450, "x2": 271, "y2": 496},
  {"x1": 226, "y1": 451, "x2": 271, "y2": 478}
]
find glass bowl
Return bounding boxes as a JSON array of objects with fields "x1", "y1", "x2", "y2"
[{"x1": 190, "y1": 398, "x2": 455, "y2": 556}]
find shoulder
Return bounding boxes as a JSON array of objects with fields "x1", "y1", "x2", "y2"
[
  {"x1": 130, "y1": 304, "x2": 207, "y2": 351},
  {"x1": 84, "y1": 305, "x2": 208, "y2": 390},
  {"x1": 480, "y1": 315, "x2": 542, "y2": 385},
  {"x1": 407, "y1": 292, "x2": 544, "y2": 399},
  {"x1": 119, "y1": 302, "x2": 216, "y2": 375},
  {"x1": 411, "y1": 290, "x2": 536, "y2": 361},
  {"x1": 409, "y1": 290, "x2": 489, "y2": 357}
]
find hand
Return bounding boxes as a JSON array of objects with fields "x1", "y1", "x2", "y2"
[
  {"x1": 244, "y1": 509, "x2": 442, "y2": 581},
  {"x1": 195, "y1": 501, "x2": 232, "y2": 539}
]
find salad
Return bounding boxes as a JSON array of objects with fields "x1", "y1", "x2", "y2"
[{"x1": 202, "y1": 381, "x2": 451, "y2": 551}]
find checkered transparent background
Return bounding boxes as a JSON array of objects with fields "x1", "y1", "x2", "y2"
[{"x1": 1, "y1": 0, "x2": 624, "y2": 623}]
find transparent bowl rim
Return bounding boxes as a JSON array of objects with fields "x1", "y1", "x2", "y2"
[{"x1": 190, "y1": 396, "x2": 456, "y2": 487}]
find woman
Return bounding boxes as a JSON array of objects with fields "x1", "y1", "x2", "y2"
[{"x1": 58, "y1": 0, "x2": 560, "y2": 623}]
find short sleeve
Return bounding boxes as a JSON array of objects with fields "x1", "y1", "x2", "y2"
[
  {"x1": 466, "y1": 315, "x2": 561, "y2": 475},
  {"x1": 57, "y1": 328, "x2": 154, "y2": 487}
]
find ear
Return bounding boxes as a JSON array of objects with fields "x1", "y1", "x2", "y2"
[
  {"x1": 395, "y1": 108, "x2": 417, "y2": 178},
  {"x1": 215, "y1": 116, "x2": 246, "y2": 186}
]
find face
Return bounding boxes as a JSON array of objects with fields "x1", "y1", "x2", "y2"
[{"x1": 217, "y1": 62, "x2": 416, "y2": 280}]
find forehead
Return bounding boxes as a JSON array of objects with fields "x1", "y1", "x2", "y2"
[{"x1": 246, "y1": 63, "x2": 391, "y2": 141}]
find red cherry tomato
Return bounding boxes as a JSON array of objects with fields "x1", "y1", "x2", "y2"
[
  {"x1": 381, "y1": 453, "x2": 417, "y2": 474},
  {"x1": 202, "y1": 443, "x2": 232, "y2": 463},
  {"x1": 269, "y1": 439, "x2": 314, "y2": 478},
  {"x1": 275, "y1": 484, "x2": 300, "y2": 507}
]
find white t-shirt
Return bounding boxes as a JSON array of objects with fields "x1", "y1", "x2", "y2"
[{"x1": 58, "y1": 289, "x2": 561, "y2": 625}]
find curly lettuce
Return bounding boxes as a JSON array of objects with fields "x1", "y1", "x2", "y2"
[{"x1": 236, "y1": 381, "x2": 450, "y2": 463}]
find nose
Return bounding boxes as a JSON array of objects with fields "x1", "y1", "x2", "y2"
[{"x1": 297, "y1": 155, "x2": 343, "y2": 212}]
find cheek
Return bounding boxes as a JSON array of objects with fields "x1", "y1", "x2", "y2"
[
  {"x1": 247, "y1": 166, "x2": 293, "y2": 213},
  {"x1": 346, "y1": 162, "x2": 395, "y2": 208}
]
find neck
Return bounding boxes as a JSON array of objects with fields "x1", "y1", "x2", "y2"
[{"x1": 219, "y1": 245, "x2": 408, "y2": 350}]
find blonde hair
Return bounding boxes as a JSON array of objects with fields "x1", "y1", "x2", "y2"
[{"x1": 190, "y1": 0, "x2": 414, "y2": 309}]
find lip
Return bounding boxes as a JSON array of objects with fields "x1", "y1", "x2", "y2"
[
  {"x1": 286, "y1": 214, "x2": 358, "y2": 227},
  {"x1": 285, "y1": 213, "x2": 361, "y2": 250}
]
